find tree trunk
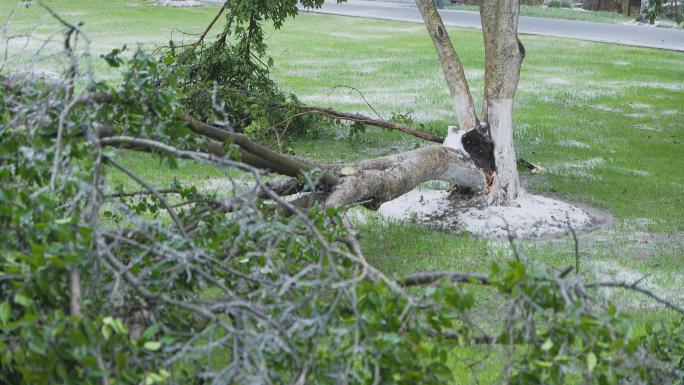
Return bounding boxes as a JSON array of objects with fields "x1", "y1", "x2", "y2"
[
  {"x1": 483, "y1": 99, "x2": 521, "y2": 203},
  {"x1": 416, "y1": 0, "x2": 524, "y2": 205},
  {"x1": 480, "y1": 0, "x2": 525, "y2": 204}
]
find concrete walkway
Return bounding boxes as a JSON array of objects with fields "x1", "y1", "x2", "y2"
[{"x1": 298, "y1": 0, "x2": 684, "y2": 51}]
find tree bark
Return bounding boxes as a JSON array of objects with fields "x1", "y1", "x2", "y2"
[
  {"x1": 483, "y1": 99, "x2": 521, "y2": 203},
  {"x1": 415, "y1": 0, "x2": 478, "y2": 131},
  {"x1": 325, "y1": 146, "x2": 486, "y2": 208},
  {"x1": 480, "y1": 0, "x2": 524, "y2": 204}
]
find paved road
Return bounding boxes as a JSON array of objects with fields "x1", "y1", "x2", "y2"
[{"x1": 298, "y1": 0, "x2": 684, "y2": 51}]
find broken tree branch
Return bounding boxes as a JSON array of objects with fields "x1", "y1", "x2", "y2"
[
  {"x1": 296, "y1": 104, "x2": 444, "y2": 143},
  {"x1": 402, "y1": 269, "x2": 684, "y2": 316},
  {"x1": 325, "y1": 145, "x2": 486, "y2": 208},
  {"x1": 178, "y1": 114, "x2": 340, "y2": 187}
]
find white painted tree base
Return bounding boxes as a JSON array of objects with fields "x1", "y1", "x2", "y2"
[{"x1": 377, "y1": 189, "x2": 596, "y2": 238}]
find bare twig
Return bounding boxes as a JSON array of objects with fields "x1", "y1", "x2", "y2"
[
  {"x1": 105, "y1": 157, "x2": 189, "y2": 239},
  {"x1": 49, "y1": 19, "x2": 82, "y2": 190},
  {"x1": 587, "y1": 281, "x2": 684, "y2": 316},
  {"x1": 188, "y1": 0, "x2": 230, "y2": 56},
  {"x1": 329, "y1": 85, "x2": 384, "y2": 121},
  {"x1": 568, "y1": 225, "x2": 580, "y2": 275}
]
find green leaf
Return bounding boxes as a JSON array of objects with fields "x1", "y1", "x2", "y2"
[
  {"x1": 541, "y1": 338, "x2": 554, "y2": 351},
  {"x1": 103, "y1": 316, "x2": 128, "y2": 335},
  {"x1": 101, "y1": 325, "x2": 111, "y2": 340},
  {"x1": 13, "y1": 292, "x2": 29, "y2": 307},
  {"x1": 144, "y1": 369, "x2": 170, "y2": 385},
  {"x1": 533, "y1": 360, "x2": 552, "y2": 368},
  {"x1": 143, "y1": 323, "x2": 161, "y2": 340},
  {"x1": 587, "y1": 352, "x2": 598, "y2": 372},
  {"x1": 144, "y1": 341, "x2": 162, "y2": 351},
  {"x1": 0, "y1": 302, "x2": 10, "y2": 325}
]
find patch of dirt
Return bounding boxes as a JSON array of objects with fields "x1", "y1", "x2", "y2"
[{"x1": 377, "y1": 189, "x2": 612, "y2": 239}]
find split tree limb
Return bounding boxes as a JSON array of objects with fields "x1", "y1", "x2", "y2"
[
  {"x1": 325, "y1": 145, "x2": 486, "y2": 208},
  {"x1": 79, "y1": 93, "x2": 491, "y2": 209}
]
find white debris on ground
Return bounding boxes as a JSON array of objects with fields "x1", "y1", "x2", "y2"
[
  {"x1": 378, "y1": 189, "x2": 595, "y2": 238},
  {"x1": 156, "y1": 0, "x2": 203, "y2": 7}
]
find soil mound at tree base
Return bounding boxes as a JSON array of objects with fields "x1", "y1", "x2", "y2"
[{"x1": 378, "y1": 189, "x2": 599, "y2": 238}]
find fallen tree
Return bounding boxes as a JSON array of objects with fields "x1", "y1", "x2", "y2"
[
  {"x1": 132, "y1": 0, "x2": 529, "y2": 211},
  {"x1": 261, "y1": 0, "x2": 519, "y2": 206}
]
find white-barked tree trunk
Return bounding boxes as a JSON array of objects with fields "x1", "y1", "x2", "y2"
[{"x1": 416, "y1": 0, "x2": 525, "y2": 205}]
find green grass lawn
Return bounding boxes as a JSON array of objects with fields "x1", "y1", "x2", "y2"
[{"x1": 2, "y1": 1, "x2": 683, "y2": 382}]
